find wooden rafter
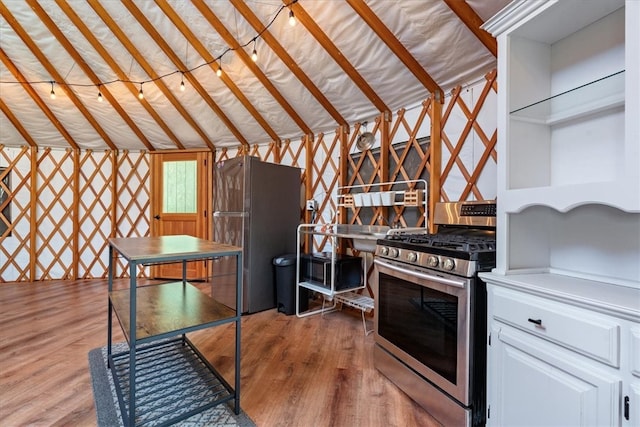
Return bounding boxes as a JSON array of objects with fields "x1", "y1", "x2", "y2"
[
  {"x1": 443, "y1": 0, "x2": 497, "y2": 57},
  {"x1": 231, "y1": 0, "x2": 347, "y2": 128},
  {"x1": 26, "y1": 0, "x2": 156, "y2": 152},
  {"x1": 155, "y1": 0, "x2": 276, "y2": 145},
  {"x1": 87, "y1": 0, "x2": 214, "y2": 150},
  {"x1": 0, "y1": 48, "x2": 79, "y2": 150},
  {"x1": 287, "y1": 0, "x2": 389, "y2": 113},
  {"x1": 192, "y1": 0, "x2": 311, "y2": 135},
  {"x1": 345, "y1": 0, "x2": 444, "y2": 102},
  {"x1": 55, "y1": 0, "x2": 184, "y2": 150},
  {"x1": 122, "y1": 0, "x2": 248, "y2": 149},
  {"x1": 0, "y1": 4, "x2": 110, "y2": 151},
  {"x1": 0, "y1": 98, "x2": 37, "y2": 147}
]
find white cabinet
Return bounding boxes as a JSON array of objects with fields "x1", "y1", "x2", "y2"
[
  {"x1": 483, "y1": 280, "x2": 639, "y2": 426},
  {"x1": 484, "y1": 0, "x2": 640, "y2": 283},
  {"x1": 490, "y1": 324, "x2": 621, "y2": 426},
  {"x1": 487, "y1": 0, "x2": 639, "y2": 214},
  {"x1": 482, "y1": 1, "x2": 640, "y2": 424}
]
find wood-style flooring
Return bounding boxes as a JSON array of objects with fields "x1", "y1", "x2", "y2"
[{"x1": 0, "y1": 279, "x2": 441, "y2": 426}]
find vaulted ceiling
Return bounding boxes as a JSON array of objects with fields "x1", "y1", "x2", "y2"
[{"x1": 0, "y1": 0, "x2": 509, "y2": 152}]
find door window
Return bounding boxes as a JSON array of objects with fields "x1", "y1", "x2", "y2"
[{"x1": 163, "y1": 160, "x2": 197, "y2": 213}]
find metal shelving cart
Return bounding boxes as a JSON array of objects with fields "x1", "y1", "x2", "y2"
[{"x1": 107, "y1": 235, "x2": 242, "y2": 426}]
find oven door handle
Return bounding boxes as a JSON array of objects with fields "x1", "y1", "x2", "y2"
[{"x1": 374, "y1": 258, "x2": 467, "y2": 289}]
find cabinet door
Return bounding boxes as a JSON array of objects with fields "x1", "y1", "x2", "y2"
[
  {"x1": 629, "y1": 382, "x2": 640, "y2": 426},
  {"x1": 489, "y1": 325, "x2": 621, "y2": 427}
]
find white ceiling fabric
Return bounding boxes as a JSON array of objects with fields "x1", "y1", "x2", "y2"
[{"x1": 0, "y1": 0, "x2": 510, "y2": 151}]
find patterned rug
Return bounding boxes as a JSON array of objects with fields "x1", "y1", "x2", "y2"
[{"x1": 88, "y1": 339, "x2": 255, "y2": 427}]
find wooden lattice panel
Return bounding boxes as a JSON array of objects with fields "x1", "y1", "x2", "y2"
[
  {"x1": 385, "y1": 102, "x2": 431, "y2": 228},
  {"x1": 347, "y1": 121, "x2": 383, "y2": 191},
  {"x1": 440, "y1": 70, "x2": 498, "y2": 202},
  {"x1": 34, "y1": 148, "x2": 75, "y2": 280},
  {"x1": 77, "y1": 150, "x2": 113, "y2": 279},
  {"x1": 308, "y1": 132, "x2": 341, "y2": 253},
  {"x1": 112, "y1": 150, "x2": 150, "y2": 278},
  {"x1": 0, "y1": 146, "x2": 32, "y2": 282}
]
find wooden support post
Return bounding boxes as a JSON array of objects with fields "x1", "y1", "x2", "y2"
[
  {"x1": 72, "y1": 148, "x2": 79, "y2": 280},
  {"x1": 429, "y1": 95, "x2": 442, "y2": 233},
  {"x1": 29, "y1": 146, "x2": 37, "y2": 281},
  {"x1": 304, "y1": 134, "x2": 314, "y2": 252}
]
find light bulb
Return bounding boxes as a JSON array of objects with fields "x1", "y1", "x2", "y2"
[
  {"x1": 138, "y1": 86, "x2": 144, "y2": 100},
  {"x1": 180, "y1": 80, "x2": 185, "y2": 92},
  {"x1": 98, "y1": 91, "x2": 103, "y2": 102},
  {"x1": 289, "y1": 10, "x2": 296, "y2": 26},
  {"x1": 49, "y1": 82, "x2": 56, "y2": 100},
  {"x1": 216, "y1": 65, "x2": 222, "y2": 77},
  {"x1": 251, "y1": 48, "x2": 257, "y2": 62}
]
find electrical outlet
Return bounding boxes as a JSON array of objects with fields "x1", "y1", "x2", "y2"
[{"x1": 306, "y1": 199, "x2": 317, "y2": 211}]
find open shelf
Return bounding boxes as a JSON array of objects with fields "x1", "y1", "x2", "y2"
[
  {"x1": 510, "y1": 71, "x2": 625, "y2": 126},
  {"x1": 110, "y1": 281, "x2": 236, "y2": 343},
  {"x1": 108, "y1": 337, "x2": 235, "y2": 426}
]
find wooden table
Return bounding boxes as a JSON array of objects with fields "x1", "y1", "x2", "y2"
[{"x1": 107, "y1": 235, "x2": 242, "y2": 426}]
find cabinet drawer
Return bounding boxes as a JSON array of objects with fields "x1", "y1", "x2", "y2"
[{"x1": 491, "y1": 287, "x2": 620, "y2": 367}]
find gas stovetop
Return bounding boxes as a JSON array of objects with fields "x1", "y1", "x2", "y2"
[
  {"x1": 382, "y1": 231, "x2": 496, "y2": 254},
  {"x1": 375, "y1": 200, "x2": 497, "y2": 277},
  {"x1": 375, "y1": 232, "x2": 496, "y2": 277}
]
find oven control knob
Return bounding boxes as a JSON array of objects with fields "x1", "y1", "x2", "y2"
[
  {"x1": 380, "y1": 246, "x2": 389, "y2": 256},
  {"x1": 443, "y1": 258, "x2": 455, "y2": 271},
  {"x1": 407, "y1": 252, "x2": 418, "y2": 262},
  {"x1": 427, "y1": 255, "x2": 439, "y2": 267},
  {"x1": 389, "y1": 248, "x2": 399, "y2": 258}
]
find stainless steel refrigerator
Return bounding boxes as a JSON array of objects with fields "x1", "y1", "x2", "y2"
[{"x1": 212, "y1": 156, "x2": 301, "y2": 313}]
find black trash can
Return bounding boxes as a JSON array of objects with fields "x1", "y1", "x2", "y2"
[{"x1": 273, "y1": 254, "x2": 308, "y2": 315}]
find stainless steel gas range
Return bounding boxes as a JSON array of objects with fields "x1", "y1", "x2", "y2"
[{"x1": 373, "y1": 200, "x2": 496, "y2": 427}]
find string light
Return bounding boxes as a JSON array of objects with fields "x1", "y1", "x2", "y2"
[
  {"x1": 0, "y1": 0, "x2": 299, "y2": 100},
  {"x1": 251, "y1": 39, "x2": 258, "y2": 62}
]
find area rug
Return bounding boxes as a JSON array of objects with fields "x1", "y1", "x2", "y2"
[{"x1": 88, "y1": 340, "x2": 255, "y2": 427}]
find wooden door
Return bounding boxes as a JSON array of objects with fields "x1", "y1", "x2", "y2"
[{"x1": 150, "y1": 150, "x2": 212, "y2": 279}]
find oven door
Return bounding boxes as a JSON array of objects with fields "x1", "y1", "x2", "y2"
[{"x1": 374, "y1": 257, "x2": 471, "y2": 406}]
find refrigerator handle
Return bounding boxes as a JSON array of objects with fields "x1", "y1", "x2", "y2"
[{"x1": 213, "y1": 211, "x2": 248, "y2": 218}]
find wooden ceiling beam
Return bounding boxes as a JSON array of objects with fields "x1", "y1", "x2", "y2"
[
  {"x1": 443, "y1": 0, "x2": 497, "y2": 57},
  {"x1": 0, "y1": 3, "x2": 110, "y2": 151},
  {"x1": 26, "y1": 0, "x2": 155, "y2": 152},
  {"x1": 87, "y1": 0, "x2": 214, "y2": 150},
  {"x1": 345, "y1": 0, "x2": 444, "y2": 102},
  {"x1": 192, "y1": 0, "x2": 311, "y2": 135},
  {"x1": 0, "y1": 97, "x2": 38, "y2": 148},
  {"x1": 122, "y1": 0, "x2": 250, "y2": 149},
  {"x1": 55, "y1": 0, "x2": 183, "y2": 150},
  {"x1": 0, "y1": 48, "x2": 77, "y2": 149},
  {"x1": 230, "y1": 0, "x2": 348, "y2": 128},
  {"x1": 286, "y1": 0, "x2": 389, "y2": 113},
  {"x1": 155, "y1": 0, "x2": 280, "y2": 144},
  {"x1": 0, "y1": 63, "x2": 82, "y2": 152}
]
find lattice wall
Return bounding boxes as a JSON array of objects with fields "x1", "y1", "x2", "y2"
[
  {"x1": 0, "y1": 71, "x2": 496, "y2": 282},
  {"x1": 0, "y1": 147, "x2": 149, "y2": 282}
]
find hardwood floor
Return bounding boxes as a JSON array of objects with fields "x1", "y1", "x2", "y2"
[{"x1": 0, "y1": 279, "x2": 441, "y2": 427}]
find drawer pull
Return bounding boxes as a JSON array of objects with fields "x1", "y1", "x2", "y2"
[{"x1": 527, "y1": 318, "x2": 542, "y2": 326}]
